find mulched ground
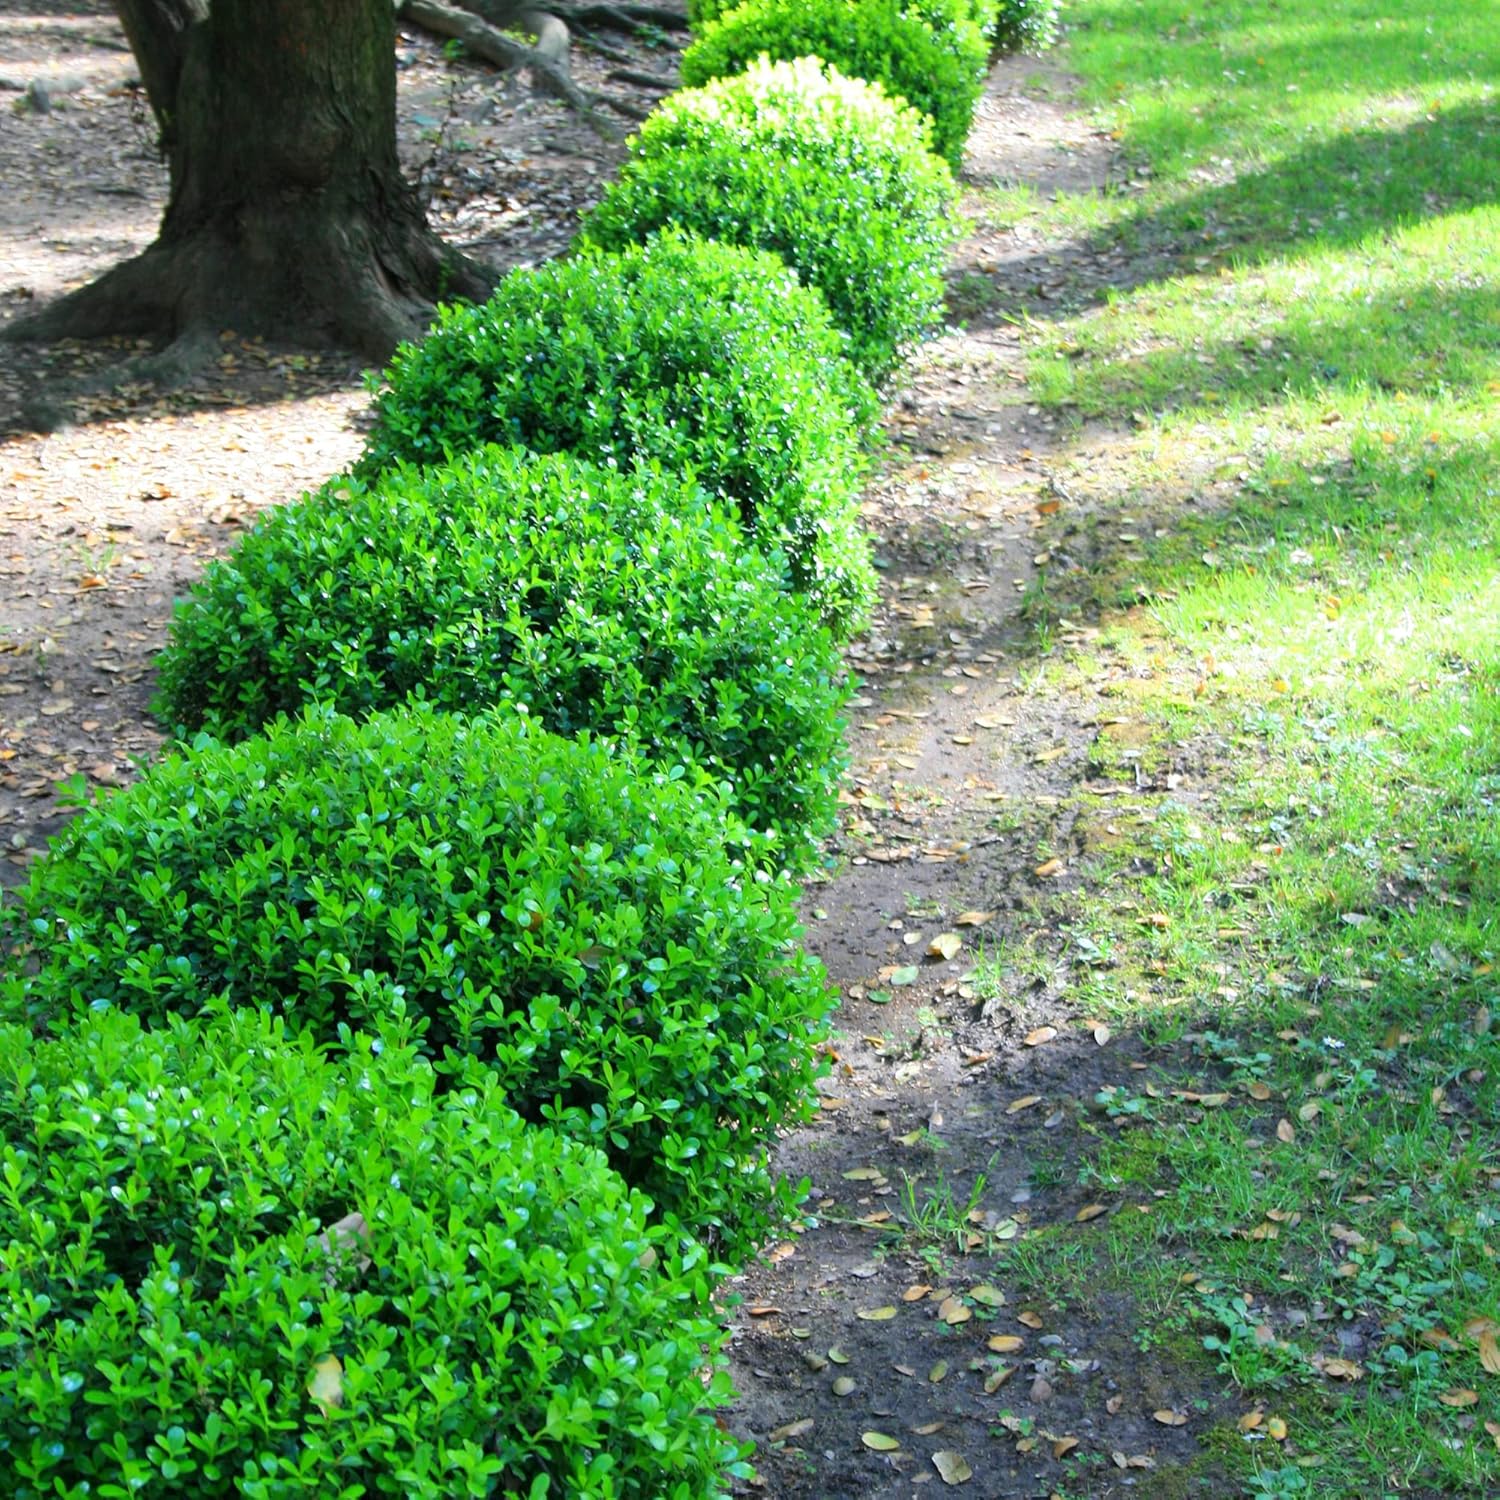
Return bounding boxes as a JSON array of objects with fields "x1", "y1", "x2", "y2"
[{"x1": 1, "y1": 12, "x2": 1235, "y2": 1496}]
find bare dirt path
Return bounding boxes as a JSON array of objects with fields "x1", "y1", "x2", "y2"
[{"x1": 720, "y1": 62, "x2": 1236, "y2": 1499}]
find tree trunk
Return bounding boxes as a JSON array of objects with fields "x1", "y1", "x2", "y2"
[{"x1": 4, "y1": 0, "x2": 493, "y2": 365}]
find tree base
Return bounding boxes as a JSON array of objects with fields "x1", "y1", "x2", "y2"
[{"x1": 2, "y1": 212, "x2": 494, "y2": 363}]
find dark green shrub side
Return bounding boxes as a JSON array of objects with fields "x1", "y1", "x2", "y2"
[
  {"x1": 0, "y1": 705, "x2": 833, "y2": 1254},
  {"x1": 0, "y1": 1009, "x2": 742, "y2": 1498},
  {"x1": 582, "y1": 57, "x2": 959, "y2": 385},
  {"x1": 989, "y1": 0, "x2": 1060, "y2": 54},
  {"x1": 153, "y1": 446, "x2": 849, "y2": 857},
  {"x1": 679, "y1": 0, "x2": 988, "y2": 171},
  {"x1": 358, "y1": 231, "x2": 876, "y2": 634}
]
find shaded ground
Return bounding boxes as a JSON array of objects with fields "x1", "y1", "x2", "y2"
[
  {"x1": 0, "y1": 0, "x2": 653, "y2": 869},
  {"x1": 717, "y1": 63, "x2": 1242, "y2": 1499}
]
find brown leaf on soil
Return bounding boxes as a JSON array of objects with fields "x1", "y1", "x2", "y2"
[
  {"x1": 1033, "y1": 857, "x2": 1065, "y2": 878},
  {"x1": 1417, "y1": 1326, "x2": 1460, "y2": 1352},
  {"x1": 988, "y1": 1334, "x2": 1025, "y2": 1354},
  {"x1": 904, "y1": 1284, "x2": 933, "y2": 1302},
  {"x1": 770, "y1": 1417, "x2": 814, "y2": 1442},
  {"x1": 1006, "y1": 1094, "x2": 1043, "y2": 1114},
  {"x1": 1267, "y1": 1417, "x2": 1288, "y2": 1441},
  {"x1": 1318, "y1": 1357, "x2": 1364, "y2": 1381},
  {"x1": 1052, "y1": 1436, "x2": 1079, "y2": 1459},
  {"x1": 938, "y1": 1296, "x2": 972, "y2": 1326},
  {"x1": 1297, "y1": 1100, "x2": 1322, "y2": 1123},
  {"x1": 1237, "y1": 1411, "x2": 1264, "y2": 1432},
  {"x1": 955, "y1": 910, "x2": 996, "y2": 926},
  {"x1": 1247, "y1": 1080, "x2": 1273, "y2": 1100},
  {"x1": 1276, "y1": 1118, "x2": 1296, "y2": 1143},
  {"x1": 1105, "y1": 1395, "x2": 1124, "y2": 1415},
  {"x1": 1093, "y1": 1023, "x2": 1112, "y2": 1045},
  {"x1": 1152, "y1": 1410, "x2": 1188, "y2": 1426},
  {"x1": 1017, "y1": 1311, "x2": 1044, "y2": 1330},
  {"x1": 1074, "y1": 1203, "x2": 1109, "y2": 1222},
  {"x1": 1024, "y1": 1026, "x2": 1058, "y2": 1046},
  {"x1": 969, "y1": 1284, "x2": 1006, "y2": 1307},
  {"x1": 984, "y1": 1364, "x2": 1014, "y2": 1393},
  {"x1": 928, "y1": 932, "x2": 963, "y2": 961}
]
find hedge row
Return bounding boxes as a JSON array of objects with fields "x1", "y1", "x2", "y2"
[{"x1": 0, "y1": 0, "x2": 1063, "y2": 1490}]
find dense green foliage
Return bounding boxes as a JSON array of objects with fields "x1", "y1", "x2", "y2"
[
  {"x1": 1, "y1": 706, "x2": 833, "y2": 1253},
  {"x1": 679, "y1": 0, "x2": 988, "y2": 170},
  {"x1": 153, "y1": 447, "x2": 849, "y2": 855},
  {"x1": 359, "y1": 232, "x2": 876, "y2": 633},
  {"x1": 0, "y1": 1009, "x2": 739, "y2": 1499},
  {"x1": 987, "y1": 0, "x2": 1060, "y2": 54},
  {"x1": 582, "y1": 58, "x2": 958, "y2": 384}
]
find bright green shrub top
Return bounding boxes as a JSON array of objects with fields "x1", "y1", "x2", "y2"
[
  {"x1": 680, "y1": 0, "x2": 989, "y2": 170},
  {"x1": 582, "y1": 57, "x2": 959, "y2": 385},
  {"x1": 359, "y1": 231, "x2": 876, "y2": 634},
  {"x1": 1, "y1": 705, "x2": 833, "y2": 1254},
  {"x1": 0, "y1": 1009, "x2": 742, "y2": 1499},
  {"x1": 152, "y1": 446, "x2": 849, "y2": 859}
]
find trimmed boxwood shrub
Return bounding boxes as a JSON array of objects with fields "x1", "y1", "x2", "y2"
[
  {"x1": 0, "y1": 1009, "x2": 743, "y2": 1498},
  {"x1": 679, "y1": 0, "x2": 988, "y2": 171},
  {"x1": 989, "y1": 0, "x2": 1060, "y2": 54},
  {"x1": 358, "y1": 231, "x2": 876, "y2": 634},
  {"x1": 582, "y1": 57, "x2": 959, "y2": 385},
  {"x1": 0, "y1": 705, "x2": 833, "y2": 1254},
  {"x1": 152, "y1": 446, "x2": 849, "y2": 857}
]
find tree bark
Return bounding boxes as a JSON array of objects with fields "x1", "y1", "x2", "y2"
[{"x1": 4, "y1": 0, "x2": 494, "y2": 365}]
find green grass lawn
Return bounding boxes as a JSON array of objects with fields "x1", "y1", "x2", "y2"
[{"x1": 992, "y1": 2, "x2": 1500, "y2": 1493}]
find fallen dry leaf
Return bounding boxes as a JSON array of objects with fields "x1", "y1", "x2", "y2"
[
  {"x1": 955, "y1": 910, "x2": 996, "y2": 927},
  {"x1": 1276, "y1": 1118, "x2": 1296, "y2": 1143},
  {"x1": 1034, "y1": 857, "x2": 1065, "y2": 878},
  {"x1": 1006, "y1": 1094, "x2": 1043, "y2": 1114},
  {"x1": 769, "y1": 1417, "x2": 814, "y2": 1443},
  {"x1": 928, "y1": 932, "x2": 963, "y2": 962},
  {"x1": 1017, "y1": 1311, "x2": 1044, "y2": 1330},
  {"x1": 1238, "y1": 1411, "x2": 1264, "y2": 1433},
  {"x1": 862, "y1": 1431, "x2": 900, "y2": 1452},
  {"x1": 1075, "y1": 1203, "x2": 1109, "y2": 1223},
  {"x1": 1267, "y1": 1416, "x2": 1288, "y2": 1441},
  {"x1": 1439, "y1": 1388, "x2": 1479, "y2": 1408},
  {"x1": 938, "y1": 1296, "x2": 972, "y2": 1326},
  {"x1": 308, "y1": 1354, "x2": 343, "y2": 1416},
  {"x1": 1024, "y1": 1025, "x2": 1058, "y2": 1047},
  {"x1": 1153, "y1": 1410, "x2": 1188, "y2": 1427},
  {"x1": 1052, "y1": 1436, "x2": 1079, "y2": 1459},
  {"x1": 858, "y1": 1306, "x2": 897, "y2": 1322},
  {"x1": 988, "y1": 1334, "x2": 1025, "y2": 1354}
]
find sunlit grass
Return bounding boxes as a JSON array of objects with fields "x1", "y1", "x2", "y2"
[{"x1": 999, "y1": 0, "x2": 1500, "y2": 1492}]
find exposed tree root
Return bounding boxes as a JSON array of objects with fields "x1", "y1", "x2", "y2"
[
  {"x1": 606, "y1": 67, "x2": 675, "y2": 90},
  {"x1": 399, "y1": 0, "x2": 652, "y2": 140}
]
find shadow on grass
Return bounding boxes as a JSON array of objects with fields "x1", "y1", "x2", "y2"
[
  {"x1": 1049, "y1": 281, "x2": 1500, "y2": 418},
  {"x1": 960, "y1": 100, "x2": 1500, "y2": 324}
]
